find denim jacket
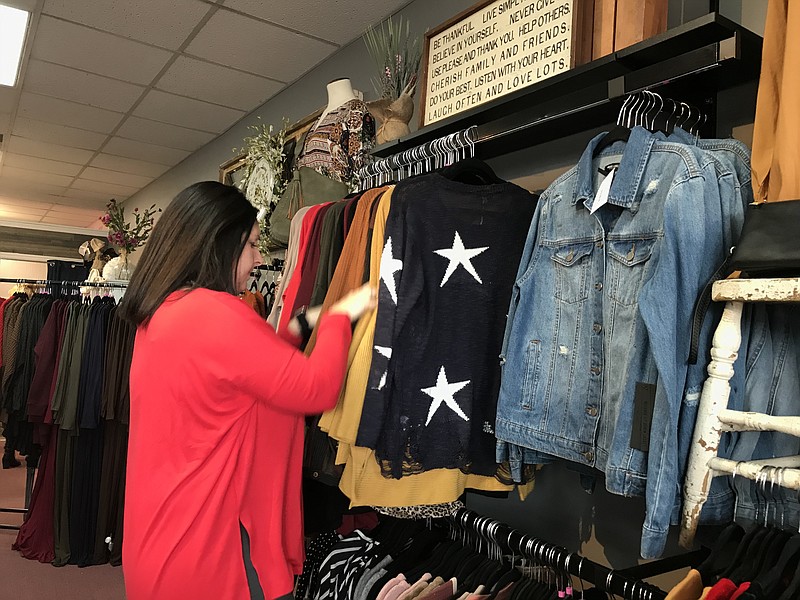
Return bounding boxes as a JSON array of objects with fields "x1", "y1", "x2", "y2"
[
  {"x1": 496, "y1": 127, "x2": 744, "y2": 557},
  {"x1": 665, "y1": 130, "x2": 751, "y2": 524}
]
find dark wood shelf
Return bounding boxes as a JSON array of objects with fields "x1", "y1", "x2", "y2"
[{"x1": 371, "y1": 13, "x2": 762, "y2": 160}]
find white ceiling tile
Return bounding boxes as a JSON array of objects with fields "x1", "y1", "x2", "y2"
[
  {"x1": 0, "y1": 204, "x2": 48, "y2": 217},
  {"x1": 90, "y1": 154, "x2": 169, "y2": 178},
  {"x1": 23, "y1": 60, "x2": 145, "y2": 113},
  {"x1": 157, "y1": 56, "x2": 283, "y2": 111},
  {"x1": 0, "y1": 88, "x2": 17, "y2": 113},
  {"x1": 47, "y1": 205, "x2": 105, "y2": 217},
  {"x1": 62, "y1": 188, "x2": 113, "y2": 201},
  {"x1": 17, "y1": 92, "x2": 124, "y2": 134},
  {"x1": 12, "y1": 117, "x2": 108, "y2": 150},
  {"x1": 6, "y1": 135, "x2": 95, "y2": 165},
  {"x1": 42, "y1": 0, "x2": 213, "y2": 50},
  {"x1": 0, "y1": 180, "x2": 68, "y2": 198},
  {"x1": 103, "y1": 136, "x2": 190, "y2": 166},
  {"x1": 133, "y1": 89, "x2": 244, "y2": 133},
  {"x1": 70, "y1": 178, "x2": 139, "y2": 198},
  {"x1": 81, "y1": 166, "x2": 153, "y2": 188},
  {"x1": 0, "y1": 198, "x2": 54, "y2": 211},
  {"x1": 186, "y1": 10, "x2": 333, "y2": 81},
  {"x1": 1, "y1": 166, "x2": 74, "y2": 187},
  {"x1": 59, "y1": 190, "x2": 114, "y2": 209},
  {"x1": 3, "y1": 153, "x2": 82, "y2": 176},
  {"x1": 0, "y1": 208, "x2": 46, "y2": 221},
  {"x1": 0, "y1": 112, "x2": 10, "y2": 132},
  {"x1": 223, "y1": 0, "x2": 411, "y2": 45},
  {"x1": 116, "y1": 116, "x2": 216, "y2": 151},
  {"x1": 31, "y1": 16, "x2": 174, "y2": 85},
  {"x1": 41, "y1": 214, "x2": 99, "y2": 227}
]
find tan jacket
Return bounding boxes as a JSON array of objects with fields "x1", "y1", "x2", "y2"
[{"x1": 751, "y1": 0, "x2": 800, "y2": 202}]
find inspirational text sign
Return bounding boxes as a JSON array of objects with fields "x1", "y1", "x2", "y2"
[{"x1": 421, "y1": 0, "x2": 581, "y2": 127}]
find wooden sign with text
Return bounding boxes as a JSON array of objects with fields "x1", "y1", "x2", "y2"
[{"x1": 420, "y1": 0, "x2": 589, "y2": 127}]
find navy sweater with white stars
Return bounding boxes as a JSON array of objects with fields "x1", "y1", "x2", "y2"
[{"x1": 356, "y1": 172, "x2": 536, "y2": 478}]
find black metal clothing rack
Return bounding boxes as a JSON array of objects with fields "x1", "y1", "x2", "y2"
[
  {"x1": 0, "y1": 277, "x2": 129, "y2": 531},
  {"x1": 0, "y1": 278, "x2": 129, "y2": 289},
  {"x1": 372, "y1": 13, "x2": 762, "y2": 162},
  {"x1": 450, "y1": 508, "x2": 707, "y2": 600}
]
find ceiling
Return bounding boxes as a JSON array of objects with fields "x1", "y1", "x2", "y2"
[{"x1": 0, "y1": 0, "x2": 410, "y2": 231}]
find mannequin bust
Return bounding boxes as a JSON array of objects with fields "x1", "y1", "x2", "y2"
[
  {"x1": 314, "y1": 78, "x2": 359, "y2": 128},
  {"x1": 297, "y1": 77, "x2": 375, "y2": 185}
]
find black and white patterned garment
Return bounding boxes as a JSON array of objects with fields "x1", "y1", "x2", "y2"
[
  {"x1": 372, "y1": 501, "x2": 464, "y2": 520},
  {"x1": 295, "y1": 531, "x2": 340, "y2": 600},
  {"x1": 314, "y1": 529, "x2": 381, "y2": 600}
]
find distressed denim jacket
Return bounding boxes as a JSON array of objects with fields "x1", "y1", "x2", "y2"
[{"x1": 496, "y1": 126, "x2": 744, "y2": 557}]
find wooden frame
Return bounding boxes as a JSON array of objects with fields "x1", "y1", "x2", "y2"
[
  {"x1": 219, "y1": 154, "x2": 247, "y2": 186},
  {"x1": 219, "y1": 107, "x2": 324, "y2": 186},
  {"x1": 419, "y1": 0, "x2": 592, "y2": 128}
]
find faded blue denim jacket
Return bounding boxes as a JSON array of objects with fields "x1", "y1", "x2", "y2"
[
  {"x1": 496, "y1": 127, "x2": 745, "y2": 557},
  {"x1": 666, "y1": 129, "x2": 751, "y2": 524}
]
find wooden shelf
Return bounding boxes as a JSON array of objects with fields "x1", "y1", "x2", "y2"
[
  {"x1": 372, "y1": 12, "x2": 762, "y2": 161},
  {"x1": 712, "y1": 277, "x2": 800, "y2": 302}
]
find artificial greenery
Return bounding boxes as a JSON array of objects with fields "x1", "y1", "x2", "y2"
[
  {"x1": 236, "y1": 117, "x2": 289, "y2": 253},
  {"x1": 364, "y1": 16, "x2": 421, "y2": 101}
]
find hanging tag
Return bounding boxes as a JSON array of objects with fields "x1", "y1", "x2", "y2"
[{"x1": 590, "y1": 168, "x2": 616, "y2": 214}]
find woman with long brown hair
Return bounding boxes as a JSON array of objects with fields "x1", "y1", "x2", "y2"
[{"x1": 119, "y1": 181, "x2": 374, "y2": 600}]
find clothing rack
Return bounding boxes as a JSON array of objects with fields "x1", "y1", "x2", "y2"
[
  {"x1": 0, "y1": 278, "x2": 129, "y2": 288},
  {"x1": 0, "y1": 277, "x2": 128, "y2": 530},
  {"x1": 371, "y1": 14, "x2": 761, "y2": 166},
  {"x1": 449, "y1": 508, "x2": 708, "y2": 600},
  {"x1": 356, "y1": 126, "x2": 477, "y2": 190}
]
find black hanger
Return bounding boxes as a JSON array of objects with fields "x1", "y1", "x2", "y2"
[
  {"x1": 249, "y1": 270, "x2": 260, "y2": 293},
  {"x1": 440, "y1": 157, "x2": 504, "y2": 185}
]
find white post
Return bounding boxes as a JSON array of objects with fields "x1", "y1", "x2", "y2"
[{"x1": 679, "y1": 301, "x2": 744, "y2": 548}]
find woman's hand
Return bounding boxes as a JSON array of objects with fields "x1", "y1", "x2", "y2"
[{"x1": 328, "y1": 284, "x2": 378, "y2": 322}]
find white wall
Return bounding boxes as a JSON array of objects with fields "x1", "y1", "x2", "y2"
[{"x1": 0, "y1": 256, "x2": 47, "y2": 297}]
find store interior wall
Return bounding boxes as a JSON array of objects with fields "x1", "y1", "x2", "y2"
[
  {"x1": 121, "y1": 0, "x2": 476, "y2": 225},
  {"x1": 0, "y1": 258, "x2": 47, "y2": 297},
  {"x1": 118, "y1": 0, "x2": 768, "y2": 584}
]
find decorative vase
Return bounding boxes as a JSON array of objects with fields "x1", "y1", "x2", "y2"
[
  {"x1": 367, "y1": 90, "x2": 415, "y2": 145},
  {"x1": 118, "y1": 249, "x2": 133, "y2": 280},
  {"x1": 102, "y1": 250, "x2": 133, "y2": 281}
]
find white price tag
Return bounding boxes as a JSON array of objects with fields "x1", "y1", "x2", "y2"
[{"x1": 590, "y1": 168, "x2": 616, "y2": 214}]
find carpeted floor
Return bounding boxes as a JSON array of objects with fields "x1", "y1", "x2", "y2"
[{"x1": 0, "y1": 450, "x2": 127, "y2": 600}]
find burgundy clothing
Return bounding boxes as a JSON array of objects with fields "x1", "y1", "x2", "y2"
[
  {"x1": 12, "y1": 425, "x2": 57, "y2": 562},
  {"x1": 27, "y1": 301, "x2": 66, "y2": 425}
]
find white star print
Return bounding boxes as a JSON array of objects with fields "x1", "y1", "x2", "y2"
[
  {"x1": 380, "y1": 237, "x2": 403, "y2": 304},
  {"x1": 375, "y1": 346, "x2": 392, "y2": 359},
  {"x1": 421, "y1": 366, "x2": 471, "y2": 426},
  {"x1": 374, "y1": 347, "x2": 392, "y2": 391},
  {"x1": 433, "y1": 232, "x2": 488, "y2": 287}
]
